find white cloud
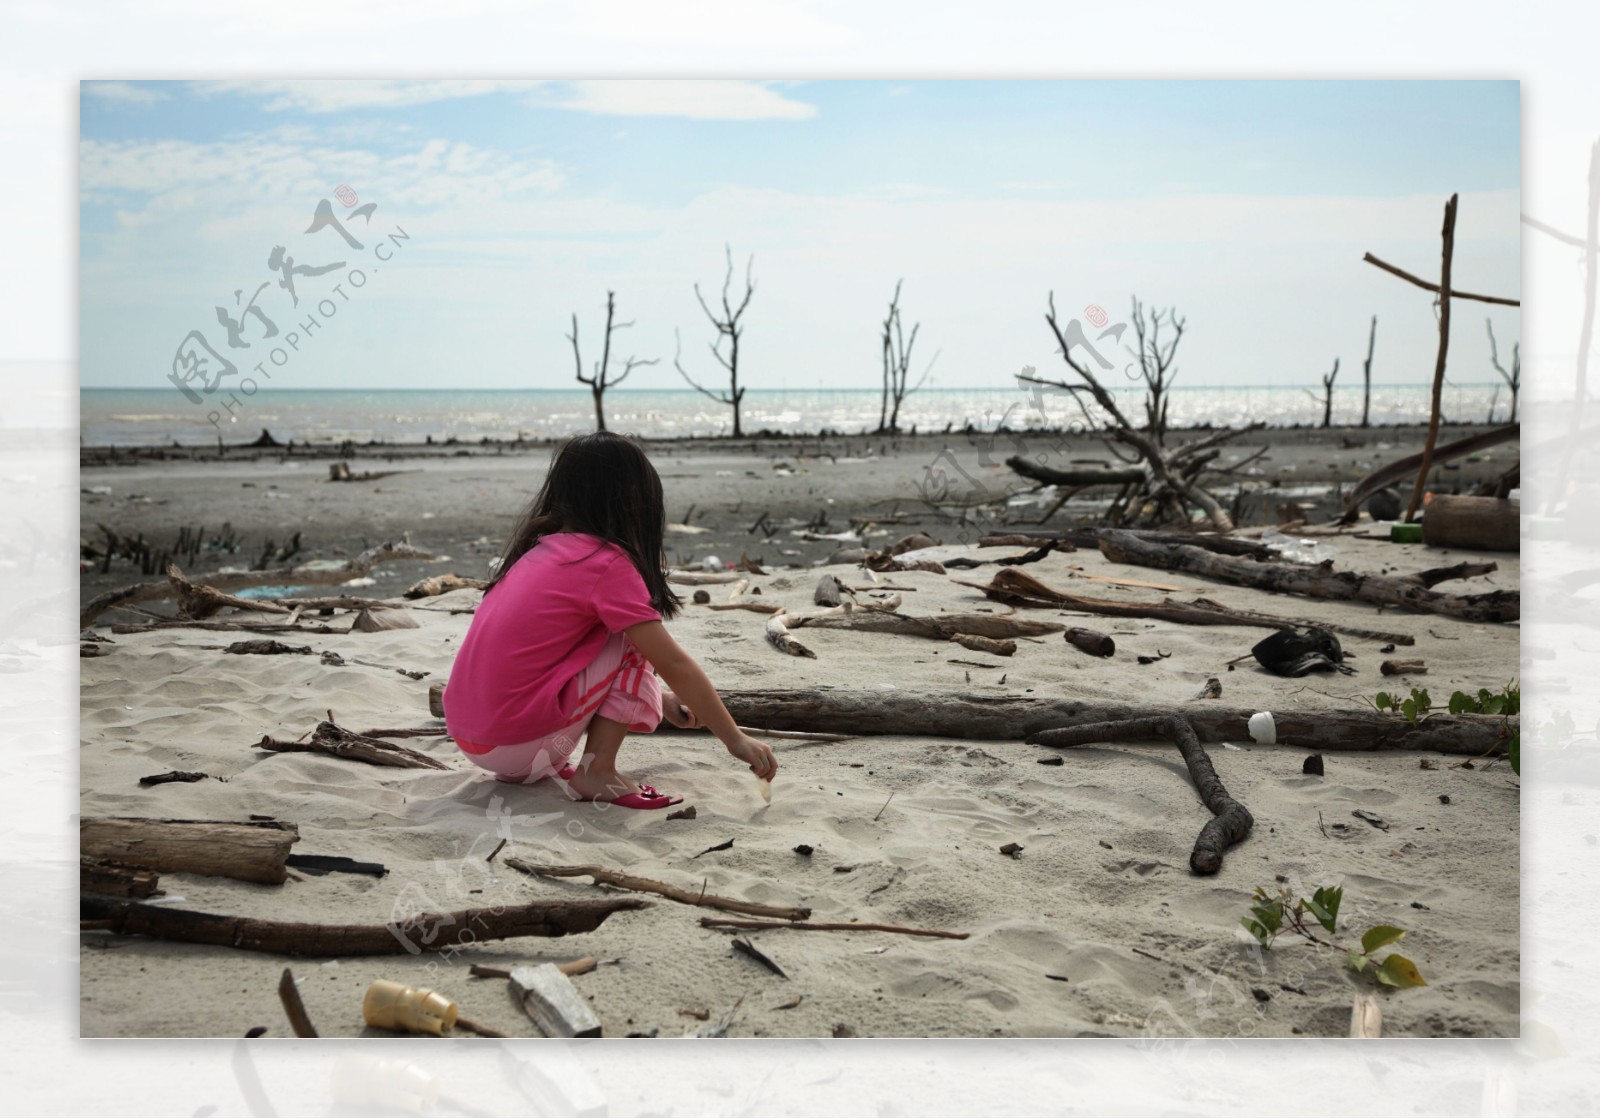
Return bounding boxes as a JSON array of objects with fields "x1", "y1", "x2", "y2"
[
  {"x1": 81, "y1": 80, "x2": 168, "y2": 106},
  {"x1": 200, "y1": 80, "x2": 541, "y2": 114},
  {"x1": 552, "y1": 79, "x2": 817, "y2": 120},
  {"x1": 199, "y1": 78, "x2": 819, "y2": 122}
]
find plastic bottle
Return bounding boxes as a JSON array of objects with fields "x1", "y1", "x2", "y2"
[{"x1": 362, "y1": 980, "x2": 459, "y2": 1036}]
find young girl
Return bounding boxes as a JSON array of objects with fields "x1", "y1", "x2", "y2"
[{"x1": 443, "y1": 431, "x2": 778, "y2": 809}]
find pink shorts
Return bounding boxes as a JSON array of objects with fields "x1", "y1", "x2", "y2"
[{"x1": 454, "y1": 632, "x2": 662, "y2": 784}]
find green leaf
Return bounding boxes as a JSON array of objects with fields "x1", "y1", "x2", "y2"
[
  {"x1": 1482, "y1": 696, "x2": 1504, "y2": 716},
  {"x1": 1375, "y1": 691, "x2": 1392, "y2": 711},
  {"x1": 1311, "y1": 885, "x2": 1342, "y2": 932},
  {"x1": 1376, "y1": 953, "x2": 1427, "y2": 988},
  {"x1": 1348, "y1": 950, "x2": 1370, "y2": 972},
  {"x1": 1449, "y1": 691, "x2": 1469, "y2": 715},
  {"x1": 1401, "y1": 697, "x2": 1417, "y2": 722},
  {"x1": 1415, "y1": 688, "x2": 1432, "y2": 713},
  {"x1": 1361, "y1": 925, "x2": 1407, "y2": 953}
]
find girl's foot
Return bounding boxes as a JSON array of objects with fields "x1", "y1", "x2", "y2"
[{"x1": 561, "y1": 763, "x2": 681, "y2": 808}]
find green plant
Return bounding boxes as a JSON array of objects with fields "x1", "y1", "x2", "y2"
[
  {"x1": 1240, "y1": 883, "x2": 1426, "y2": 989},
  {"x1": 1448, "y1": 680, "x2": 1520, "y2": 774},
  {"x1": 1372, "y1": 686, "x2": 1432, "y2": 723}
]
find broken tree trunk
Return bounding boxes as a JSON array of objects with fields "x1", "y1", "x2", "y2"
[
  {"x1": 505, "y1": 859, "x2": 811, "y2": 921},
  {"x1": 1027, "y1": 716, "x2": 1253, "y2": 874},
  {"x1": 80, "y1": 856, "x2": 161, "y2": 898},
  {"x1": 1420, "y1": 495, "x2": 1519, "y2": 553},
  {"x1": 716, "y1": 689, "x2": 1513, "y2": 756},
  {"x1": 1005, "y1": 457, "x2": 1146, "y2": 488},
  {"x1": 80, "y1": 817, "x2": 300, "y2": 885},
  {"x1": 1097, "y1": 529, "x2": 1517, "y2": 623},
  {"x1": 253, "y1": 721, "x2": 452, "y2": 770},
  {"x1": 80, "y1": 895, "x2": 648, "y2": 955},
  {"x1": 404, "y1": 574, "x2": 487, "y2": 599},
  {"x1": 968, "y1": 568, "x2": 1416, "y2": 645},
  {"x1": 167, "y1": 564, "x2": 293, "y2": 621}
]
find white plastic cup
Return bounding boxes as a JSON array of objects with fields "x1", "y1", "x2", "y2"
[{"x1": 1248, "y1": 711, "x2": 1277, "y2": 745}]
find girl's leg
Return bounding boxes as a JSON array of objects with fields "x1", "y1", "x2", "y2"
[{"x1": 564, "y1": 715, "x2": 642, "y2": 801}]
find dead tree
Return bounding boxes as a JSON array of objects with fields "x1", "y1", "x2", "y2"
[
  {"x1": 877, "y1": 280, "x2": 939, "y2": 434},
  {"x1": 1313, "y1": 357, "x2": 1340, "y2": 428},
  {"x1": 1360, "y1": 316, "x2": 1377, "y2": 428},
  {"x1": 568, "y1": 291, "x2": 657, "y2": 432},
  {"x1": 1486, "y1": 318, "x2": 1520, "y2": 423},
  {"x1": 1129, "y1": 298, "x2": 1184, "y2": 443},
  {"x1": 675, "y1": 245, "x2": 755, "y2": 438},
  {"x1": 1363, "y1": 193, "x2": 1520, "y2": 522},
  {"x1": 1016, "y1": 294, "x2": 1258, "y2": 532}
]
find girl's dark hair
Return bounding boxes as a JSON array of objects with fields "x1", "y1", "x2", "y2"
[{"x1": 486, "y1": 431, "x2": 682, "y2": 619}]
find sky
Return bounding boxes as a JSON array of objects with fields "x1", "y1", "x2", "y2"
[{"x1": 79, "y1": 79, "x2": 1522, "y2": 398}]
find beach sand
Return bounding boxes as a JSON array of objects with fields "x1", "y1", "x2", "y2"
[{"x1": 78, "y1": 440, "x2": 1521, "y2": 1037}]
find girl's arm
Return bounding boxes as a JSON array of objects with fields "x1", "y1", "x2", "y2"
[{"x1": 624, "y1": 620, "x2": 778, "y2": 781}]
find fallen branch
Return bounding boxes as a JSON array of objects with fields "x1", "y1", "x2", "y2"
[
  {"x1": 1027, "y1": 716, "x2": 1252, "y2": 874},
  {"x1": 1338, "y1": 425, "x2": 1519, "y2": 524},
  {"x1": 278, "y1": 968, "x2": 318, "y2": 1038},
  {"x1": 791, "y1": 610, "x2": 1063, "y2": 641},
  {"x1": 699, "y1": 916, "x2": 970, "y2": 940},
  {"x1": 1097, "y1": 530, "x2": 1517, "y2": 623},
  {"x1": 968, "y1": 568, "x2": 1416, "y2": 645},
  {"x1": 403, "y1": 574, "x2": 487, "y2": 599},
  {"x1": 505, "y1": 859, "x2": 811, "y2": 921},
  {"x1": 765, "y1": 611, "x2": 817, "y2": 659},
  {"x1": 717, "y1": 689, "x2": 1512, "y2": 756},
  {"x1": 80, "y1": 894, "x2": 648, "y2": 955},
  {"x1": 168, "y1": 564, "x2": 293, "y2": 621},
  {"x1": 253, "y1": 720, "x2": 451, "y2": 770},
  {"x1": 80, "y1": 856, "x2": 161, "y2": 898}
]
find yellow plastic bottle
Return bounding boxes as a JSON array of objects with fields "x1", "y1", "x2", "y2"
[{"x1": 362, "y1": 979, "x2": 459, "y2": 1036}]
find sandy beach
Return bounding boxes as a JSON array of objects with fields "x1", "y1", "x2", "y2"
[{"x1": 78, "y1": 428, "x2": 1520, "y2": 1039}]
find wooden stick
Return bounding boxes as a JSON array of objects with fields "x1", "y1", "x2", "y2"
[
  {"x1": 278, "y1": 968, "x2": 318, "y2": 1037},
  {"x1": 1404, "y1": 194, "x2": 1459, "y2": 522},
  {"x1": 453, "y1": 1015, "x2": 508, "y2": 1038},
  {"x1": 80, "y1": 856, "x2": 160, "y2": 898},
  {"x1": 699, "y1": 916, "x2": 970, "y2": 940},
  {"x1": 80, "y1": 894, "x2": 648, "y2": 956},
  {"x1": 717, "y1": 688, "x2": 1513, "y2": 756},
  {"x1": 1028, "y1": 715, "x2": 1252, "y2": 875},
  {"x1": 1337, "y1": 424, "x2": 1519, "y2": 524},
  {"x1": 1064, "y1": 627, "x2": 1115, "y2": 657},
  {"x1": 1361, "y1": 249, "x2": 1517, "y2": 307},
  {"x1": 505, "y1": 858, "x2": 810, "y2": 921},
  {"x1": 765, "y1": 611, "x2": 817, "y2": 659},
  {"x1": 792, "y1": 610, "x2": 1063, "y2": 640},
  {"x1": 468, "y1": 957, "x2": 598, "y2": 980}
]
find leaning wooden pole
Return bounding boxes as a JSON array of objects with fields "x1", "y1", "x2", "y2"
[
  {"x1": 1405, "y1": 194, "x2": 1458, "y2": 523},
  {"x1": 1027, "y1": 716, "x2": 1253, "y2": 875}
]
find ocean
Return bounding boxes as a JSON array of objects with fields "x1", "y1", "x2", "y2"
[{"x1": 78, "y1": 383, "x2": 1509, "y2": 447}]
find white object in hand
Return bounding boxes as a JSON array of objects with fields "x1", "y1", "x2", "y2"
[
  {"x1": 1248, "y1": 711, "x2": 1276, "y2": 745},
  {"x1": 757, "y1": 779, "x2": 772, "y2": 804}
]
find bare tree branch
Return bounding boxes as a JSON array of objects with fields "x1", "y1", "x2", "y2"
[{"x1": 679, "y1": 245, "x2": 755, "y2": 436}]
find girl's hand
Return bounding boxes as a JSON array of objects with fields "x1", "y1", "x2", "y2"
[
  {"x1": 659, "y1": 691, "x2": 703, "y2": 729},
  {"x1": 727, "y1": 733, "x2": 778, "y2": 781}
]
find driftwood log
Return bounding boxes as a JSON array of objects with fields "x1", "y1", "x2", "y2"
[
  {"x1": 404, "y1": 574, "x2": 487, "y2": 599},
  {"x1": 505, "y1": 859, "x2": 811, "y2": 921},
  {"x1": 969, "y1": 568, "x2": 1416, "y2": 646},
  {"x1": 765, "y1": 611, "x2": 818, "y2": 659},
  {"x1": 1027, "y1": 716, "x2": 1253, "y2": 875},
  {"x1": 717, "y1": 689, "x2": 1513, "y2": 756},
  {"x1": 1097, "y1": 530, "x2": 1517, "y2": 623},
  {"x1": 814, "y1": 574, "x2": 844, "y2": 607},
  {"x1": 254, "y1": 721, "x2": 451, "y2": 770},
  {"x1": 1420, "y1": 495, "x2": 1519, "y2": 553},
  {"x1": 791, "y1": 610, "x2": 1063, "y2": 641},
  {"x1": 81, "y1": 539, "x2": 436, "y2": 628},
  {"x1": 1064, "y1": 627, "x2": 1115, "y2": 657},
  {"x1": 79, "y1": 895, "x2": 648, "y2": 955},
  {"x1": 951, "y1": 634, "x2": 1016, "y2": 657},
  {"x1": 80, "y1": 817, "x2": 300, "y2": 885},
  {"x1": 80, "y1": 856, "x2": 161, "y2": 898},
  {"x1": 168, "y1": 564, "x2": 293, "y2": 621}
]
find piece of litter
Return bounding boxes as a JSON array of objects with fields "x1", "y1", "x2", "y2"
[
  {"x1": 757, "y1": 779, "x2": 772, "y2": 804},
  {"x1": 146, "y1": 896, "x2": 186, "y2": 906},
  {"x1": 1221, "y1": 742, "x2": 1241, "y2": 751},
  {"x1": 864, "y1": 946, "x2": 888, "y2": 955}
]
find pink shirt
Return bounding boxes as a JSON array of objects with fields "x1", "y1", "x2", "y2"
[{"x1": 445, "y1": 533, "x2": 662, "y2": 746}]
